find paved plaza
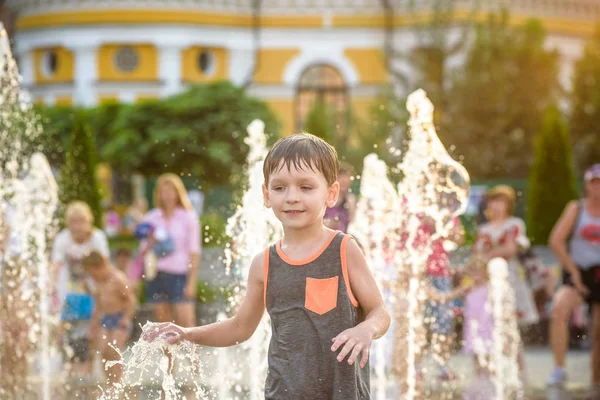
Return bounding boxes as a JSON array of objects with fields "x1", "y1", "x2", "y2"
[{"x1": 32, "y1": 345, "x2": 591, "y2": 399}]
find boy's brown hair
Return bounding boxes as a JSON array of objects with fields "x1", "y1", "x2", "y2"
[
  {"x1": 115, "y1": 248, "x2": 132, "y2": 258},
  {"x1": 81, "y1": 249, "x2": 106, "y2": 269},
  {"x1": 263, "y1": 133, "x2": 339, "y2": 186}
]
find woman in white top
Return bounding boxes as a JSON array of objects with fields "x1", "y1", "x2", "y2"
[
  {"x1": 51, "y1": 201, "x2": 109, "y2": 374},
  {"x1": 52, "y1": 202, "x2": 110, "y2": 309}
]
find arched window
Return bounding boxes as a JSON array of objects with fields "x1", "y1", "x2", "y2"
[{"x1": 296, "y1": 64, "x2": 349, "y2": 134}]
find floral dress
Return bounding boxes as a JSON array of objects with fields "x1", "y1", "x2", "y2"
[{"x1": 475, "y1": 217, "x2": 539, "y2": 326}]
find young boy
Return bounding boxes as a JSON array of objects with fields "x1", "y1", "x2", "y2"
[
  {"x1": 114, "y1": 247, "x2": 142, "y2": 299},
  {"x1": 82, "y1": 250, "x2": 135, "y2": 386},
  {"x1": 145, "y1": 133, "x2": 391, "y2": 398}
]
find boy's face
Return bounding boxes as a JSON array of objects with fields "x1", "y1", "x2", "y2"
[{"x1": 262, "y1": 162, "x2": 339, "y2": 230}]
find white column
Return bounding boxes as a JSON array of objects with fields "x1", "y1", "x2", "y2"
[
  {"x1": 158, "y1": 45, "x2": 184, "y2": 97},
  {"x1": 72, "y1": 45, "x2": 98, "y2": 106},
  {"x1": 228, "y1": 47, "x2": 255, "y2": 86},
  {"x1": 119, "y1": 91, "x2": 136, "y2": 104},
  {"x1": 18, "y1": 50, "x2": 35, "y2": 88}
]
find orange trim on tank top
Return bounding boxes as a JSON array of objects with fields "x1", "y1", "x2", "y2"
[
  {"x1": 275, "y1": 230, "x2": 338, "y2": 266},
  {"x1": 263, "y1": 249, "x2": 269, "y2": 307},
  {"x1": 340, "y1": 235, "x2": 359, "y2": 307}
]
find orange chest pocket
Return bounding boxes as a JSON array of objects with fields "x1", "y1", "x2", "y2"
[{"x1": 305, "y1": 276, "x2": 339, "y2": 315}]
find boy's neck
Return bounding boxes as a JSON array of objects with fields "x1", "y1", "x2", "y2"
[{"x1": 281, "y1": 221, "x2": 332, "y2": 248}]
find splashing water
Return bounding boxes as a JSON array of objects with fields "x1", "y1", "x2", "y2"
[
  {"x1": 395, "y1": 89, "x2": 470, "y2": 399},
  {"x1": 349, "y1": 154, "x2": 399, "y2": 399},
  {"x1": 351, "y1": 89, "x2": 470, "y2": 398},
  {"x1": 222, "y1": 119, "x2": 281, "y2": 399},
  {"x1": 100, "y1": 322, "x2": 209, "y2": 399},
  {"x1": 102, "y1": 120, "x2": 279, "y2": 399},
  {"x1": 0, "y1": 24, "x2": 59, "y2": 399},
  {"x1": 487, "y1": 257, "x2": 523, "y2": 400}
]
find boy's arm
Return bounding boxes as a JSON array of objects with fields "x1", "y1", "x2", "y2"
[
  {"x1": 89, "y1": 290, "x2": 102, "y2": 353},
  {"x1": 144, "y1": 251, "x2": 266, "y2": 347},
  {"x1": 118, "y1": 273, "x2": 136, "y2": 327},
  {"x1": 331, "y1": 238, "x2": 390, "y2": 368}
]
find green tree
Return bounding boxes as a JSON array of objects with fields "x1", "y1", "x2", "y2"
[
  {"x1": 570, "y1": 25, "x2": 600, "y2": 172},
  {"x1": 60, "y1": 112, "x2": 103, "y2": 228},
  {"x1": 445, "y1": 14, "x2": 561, "y2": 179},
  {"x1": 35, "y1": 105, "x2": 77, "y2": 168},
  {"x1": 527, "y1": 106, "x2": 578, "y2": 245},
  {"x1": 302, "y1": 100, "x2": 334, "y2": 144},
  {"x1": 101, "y1": 81, "x2": 280, "y2": 189},
  {"x1": 382, "y1": 0, "x2": 475, "y2": 128},
  {"x1": 36, "y1": 103, "x2": 123, "y2": 169}
]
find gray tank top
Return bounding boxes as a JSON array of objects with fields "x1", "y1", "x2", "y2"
[
  {"x1": 264, "y1": 232, "x2": 370, "y2": 399},
  {"x1": 569, "y1": 200, "x2": 600, "y2": 269}
]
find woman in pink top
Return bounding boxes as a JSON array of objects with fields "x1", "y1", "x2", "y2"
[{"x1": 143, "y1": 173, "x2": 201, "y2": 328}]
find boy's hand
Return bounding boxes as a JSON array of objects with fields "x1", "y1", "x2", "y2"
[
  {"x1": 331, "y1": 324, "x2": 373, "y2": 368},
  {"x1": 142, "y1": 322, "x2": 188, "y2": 344}
]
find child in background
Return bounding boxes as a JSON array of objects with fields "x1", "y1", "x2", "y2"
[
  {"x1": 103, "y1": 206, "x2": 121, "y2": 238},
  {"x1": 324, "y1": 162, "x2": 357, "y2": 233},
  {"x1": 114, "y1": 247, "x2": 141, "y2": 299},
  {"x1": 144, "y1": 133, "x2": 390, "y2": 399},
  {"x1": 114, "y1": 248, "x2": 132, "y2": 275},
  {"x1": 83, "y1": 250, "x2": 135, "y2": 387},
  {"x1": 461, "y1": 254, "x2": 493, "y2": 377}
]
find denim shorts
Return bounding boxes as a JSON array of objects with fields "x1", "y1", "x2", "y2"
[
  {"x1": 146, "y1": 271, "x2": 193, "y2": 304},
  {"x1": 424, "y1": 275, "x2": 455, "y2": 335}
]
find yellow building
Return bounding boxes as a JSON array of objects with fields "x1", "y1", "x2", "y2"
[{"x1": 5, "y1": 0, "x2": 599, "y2": 135}]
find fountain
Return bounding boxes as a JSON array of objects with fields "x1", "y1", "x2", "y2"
[
  {"x1": 0, "y1": 24, "x2": 59, "y2": 399},
  {"x1": 348, "y1": 154, "x2": 400, "y2": 399},
  {"x1": 487, "y1": 257, "x2": 523, "y2": 400},
  {"x1": 350, "y1": 89, "x2": 471, "y2": 399},
  {"x1": 395, "y1": 89, "x2": 470, "y2": 399},
  {"x1": 100, "y1": 322, "x2": 209, "y2": 399},
  {"x1": 98, "y1": 120, "x2": 279, "y2": 399},
  {"x1": 223, "y1": 119, "x2": 282, "y2": 399}
]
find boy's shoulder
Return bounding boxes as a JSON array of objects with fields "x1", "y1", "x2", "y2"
[
  {"x1": 106, "y1": 267, "x2": 129, "y2": 288},
  {"x1": 249, "y1": 247, "x2": 270, "y2": 277}
]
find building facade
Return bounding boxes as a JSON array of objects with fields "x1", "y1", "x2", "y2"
[{"x1": 5, "y1": 0, "x2": 600, "y2": 135}]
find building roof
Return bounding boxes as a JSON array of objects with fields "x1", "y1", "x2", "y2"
[{"x1": 6, "y1": 0, "x2": 600, "y2": 26}]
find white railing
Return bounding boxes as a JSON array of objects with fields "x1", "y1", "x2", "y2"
[{"x1": 6, "y1": 0, "x2": 600, "y2": 20}]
